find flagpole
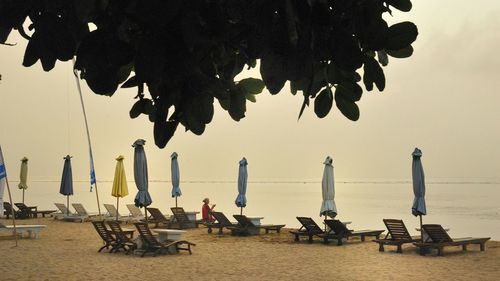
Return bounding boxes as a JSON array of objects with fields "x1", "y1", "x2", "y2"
[
  {"x1": 0, "y1": 146, "x2": 18, "y2": 246},
  {"x1": 72, "y1": 59, "x2": 102, "y2": 219}
]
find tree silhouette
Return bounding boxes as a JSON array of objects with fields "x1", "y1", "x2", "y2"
[{"x1": 0, "y1": 0, "x2": 417, "y2": 148}]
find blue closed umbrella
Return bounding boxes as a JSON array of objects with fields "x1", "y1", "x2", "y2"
[
  {"x1": 235, "y1": 157, "x2": 248, "y2": 215},
  {"x1": 60, "y1": 155, "x2": 73, "y2": 215},
  {"x1": 171, "y1": 152, "x2": 181, "y2": 207},
  {"x1": 411, "y1": 147, "x2": 427, "y2": 241},
  {"x1": 133, "y1": 139, "x2": 152, "y2": 210}
]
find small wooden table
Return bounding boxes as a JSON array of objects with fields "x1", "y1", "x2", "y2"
[
  {"x1": 246, "y1": 216, "x2": 264, "y2": 226},
  {"x1": 153, "y1": 229, "x2": 186, "y2": 242},
  {"x1": 185, "y1": 211, "x2": 199, "y2": 222}
]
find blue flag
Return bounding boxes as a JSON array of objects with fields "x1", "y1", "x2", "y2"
[
  {"x1": 0, "y1": 148, "x2": 6, "y2": 180},
  {"x1": 89, "y1": 148, "x2": 96, "y2": 192}
]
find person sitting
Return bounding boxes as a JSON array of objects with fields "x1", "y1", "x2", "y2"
[{"x1": 201, "y1": 198, "x2": 216, "y2": 223}]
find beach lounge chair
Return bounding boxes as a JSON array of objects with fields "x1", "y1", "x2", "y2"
[
  {"x1": 413, "y1": 224, "x2": 491, "y2": 256},
  {"x1": 3, "y1": 202, "x2": 29, "y2": 219},
  {"x1": 170, "y1": 207, "x2": 197, "y2": 229},
  {"x1": 146, "y1": 207, "x2": 171, "y2": 228},
  {"x1": 373, "y1": 219, "x2": 420, "y2": 253},
  {"x1": 127, "y1": 204, "x2": 146, "y2": 221},
  {"x1": 230, "y1": 215, "x2": 285, "y2": 236},
  {"x1": 53, "y1": 203, "x2": 87, "y2": 222},
  {"x1": 91, "y1": 221, "x2": 118, "y2": 252},
  {"x1": 0, "y1": 222, "x2": 46, "y2": 238},
  {"x1": 133, "y1": 222, "x2": 196, "y2": 257},
  {"x1": 107, "y1": 220, "x2": 137, "y2": 254},
  {"x1": 204, "y1": 211, "x2": 238, "y2": 234},
  {"x1": 14, "y1": 203, "x2": 56, "y2": 218},
  {"x1": 324, "y1": 219, "x2": 384, "y2": 245},
  {"x1": 103, "y1": 204, "x2": 132, "y2": 223},
  {"x1": 72, "y1": 203, "x2": 100, "y2": 221},
  {"x1": 290, "y1": 217, "x2": 326, "y2": 243}
]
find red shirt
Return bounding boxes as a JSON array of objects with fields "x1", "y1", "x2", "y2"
[{"x1": 202, "y1": 204, "x2": 214, "y2": 222}]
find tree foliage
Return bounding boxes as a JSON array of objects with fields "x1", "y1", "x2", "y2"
[{"x1": 0, "y1": 0, "x2": 417, "y2": 148}]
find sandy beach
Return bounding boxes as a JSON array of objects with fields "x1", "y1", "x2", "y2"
[{"x1": 1, "y1": 217, "x2": 499, "y2": 281}]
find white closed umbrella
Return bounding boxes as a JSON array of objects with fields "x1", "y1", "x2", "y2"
[
  {"x1": 320, "y1": 156, "x2": 337, "y2": 231},
  {"x1": 411, "y1": 148, "x2": 427, "y2": 241}
]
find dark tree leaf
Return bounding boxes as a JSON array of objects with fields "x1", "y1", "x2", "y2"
[
  {"x1": 238, "y1": 78, "x2": 265, "y2": 95},
  {"x1": 363, "y1": 56, "x2": 386, "y2": 91},
  {"x1": 260, "y1": 54, "x2": 287, "y2": 94},
  {"x1": 386, "y1": 0, "x2": 413, "y2": 12},
  {"x1": 336, "y1": 82, "x2": 363, "y2": 102},
  {"x1": 22, "y1": 39, "x2": 39, "y2": 67},
  {"x1": 121, "y1": 76, "x2": 138, "y2": 88},
  {"x1": 130, "y1": 100, "x2": 144, "y2": 119},
  {"x1": 386, "y1": 45, "x2": 414, "y2": 58},
  {"x1": 154, "y1": 120, "x2": 179, "y2": 148},
  {"x1": 385, "y1": 22, "x2": 418, "y2": 50},
  {"x1": 314, "y1": 88, "x2": 333, "y2": 118},
  {"x1": 335, "y1": 95, "x2": 360, "y2": 121},
  {"x1": 229, "y1": 88, "x2": 246, "y2": 121}
]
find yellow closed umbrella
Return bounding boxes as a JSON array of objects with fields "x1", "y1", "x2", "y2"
[
  {"x1": 111, "y1": 155, "x2": 128, "y2": 221},
  {"x1": 18, "y1": 157, "x2": 28, "y2": 204}
]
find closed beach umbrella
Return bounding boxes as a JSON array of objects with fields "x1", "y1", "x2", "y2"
[
  {"x1": 171, "y1": 152, "x2": 181, "y2": 207},
  {"x1": 59, "y1": 155, "x2": 73, "y2": 215},
  {"x1": 320, "y1": 156, "x2": 337, "y2": 221},
  {"x1": 18, "y1": 157, "x2": 28, "y2": 204},
  {"x1": 111, "y1": 155, "x2": 128, "y2": 221},
  {"x1": 235, "y1": 157, "x2": 248, "y2": 215},
  {"x1": 133, "y1": 139, "x2": 152, "y2": 220},
  {"x1": 411, "y1": 148, "x2": 427, "y2": 241}
]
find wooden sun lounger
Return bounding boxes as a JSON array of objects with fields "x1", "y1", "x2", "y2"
[
  {"x1": 134, "y1": 222, "x2": 196, "y2": 257},
  {"x1": 230, "y1": 215, "x2": 285, "y2": 236},
  {"x1": 126, "y1": 204, "x2": 147, "y2": 221},
  {"x1": 15, "y1": 203, "x2": 56, "y2": 218},
  {"x1": 107, "y1": 220, "x2": 137, "y2": 254},
  {"x1": 323, "y1": 219, "x2": 384, "y2": 245},
  {"x1": 290, "y1": 217, "x2": 325, "y2": 243},
  {"x1": 413, "y1": 224, "x2": 491, "y2": 256},
  {"x1": 72, "y1": 203, "x2": 101, "y2": 221},
  {"x1": 3, "y1": 202, "x2": 27, "y2": 219},
  {"x1": 91, "y1": 221, "x2": 118, "y2": 252},
  {"x1": 170, "y1": 207, "x2": 197, "y2": 229},
  {"x1": 373, "y1": 219, "x2": 420, "y2": 253},
  {"x1": 0, "y1": 223, "x2": 46, "y2": 239},
  {"x1": 146, "y1": 207, "x2": 171, "y2": 228},
  {"x1": 53, "y1": 203, "x2": 87, "y2": 223},
  {"x1": 203, "y1": 211, "x2": 238, "y2": 234},
  {"x1": 103, "y1": 204, "x2": 133, "y2": 223}
]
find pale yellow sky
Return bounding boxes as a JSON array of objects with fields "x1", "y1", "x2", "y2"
[{"x1": 1, "y1": 1, "x2": 499, "y2": 183}]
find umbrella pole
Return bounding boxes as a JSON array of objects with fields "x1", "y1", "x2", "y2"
[
  {"x1": 175, "y1": 196, "x2": 178, "y2": 208},
  {"x1": 94, "y1": 182, "x2": 102, "y2": 220},
  {"x1": 144, "y1": 207, "x2": 148, "y2": 223},
  {"x1": 22, "y1": 189, "x2": 25, "y2": 204},
  {"x1": 66, "y1": 195, "x2": 70, "y2": 215},
  {"x1": 240, "y1": 207, "x2": 242, "y2": 215},
  {"x1": 116, "y1": 197, "x2": 119, "y2": 221},
  {"x1": 4, "y1": 170, "x2": 18, "y2": 246},
  {"x1": 420, "y1": 214, "x2": 423, "y2": 242}
]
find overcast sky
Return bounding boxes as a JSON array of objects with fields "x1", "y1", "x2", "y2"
[{"x1": 1, "y1": 1, "x2": 499, "y2": 183}]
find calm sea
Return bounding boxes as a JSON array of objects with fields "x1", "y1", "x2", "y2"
[{"x1": 5, "y1": 181, "x2": 500, "y2": 240}]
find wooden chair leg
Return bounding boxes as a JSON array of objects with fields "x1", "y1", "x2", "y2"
[
  {"x1": 308, "y1": 235, "x2": 313, "y2": 244},
  {"x1": 294, "y1": 234, "x2": 299, "y2": 241},
  {"x1": 437, "y1": 247, "x2": 444, "y2": 256},
  {"x1": 378, "y1": 243, "x2": 385, "y2": 252},
  {"x1": 480, "y1": 243, "x2": 485, "y2": 251},
  {"x1": 361, "y1": 235, "x2": 365, "y2": 242},
  {"x1": 396, "y1": 244, "x2": 402, "y2": 253},
  {"x1": 462, "y1": 244, "x2": 467, "y2": 251}
]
